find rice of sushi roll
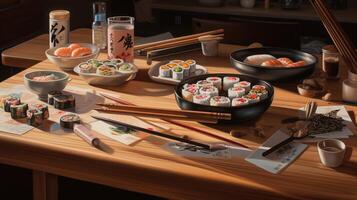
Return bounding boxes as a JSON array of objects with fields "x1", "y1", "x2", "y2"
[
  {"x1": 185, "y1": 59, "x2": 196, "y2": 73},
  {"x1": 193, "y1": 94, "x2": 210, "y2": 105},
  {"x1": 170, "y1": 60, "x2": 184, "y2": 64},
  {"x1": 179, "y1": 62, "x2": 190, "y2": 77},
  {"x1": 4, "y1": 96, "x2": 21, "y2": 112},
  {"x1": 223, "y1": 77, "x2": 240, "y2": 91},
  {"x1": 10, "y1": 103, "x2": 28, "y2": 119},
  {"x1": 244, "y1": 93, "x2": 260, "y2": 104},
  {"x1": 232, "y1": 97, "x2": 249, "y2": 107},
  {"x1": 199, "y1": 86, "x2": 219, "y2": 97},
  {"x1": 87, "y1": 59, "x2": 102, "y2": 68},
  {"x1": 26, "y1": 108, "x2": 43, "y2": 127},
  {"x1": 210, "y1": 96, "x2": 230, "y2": 107},
  {"x1": 78, "y1": 62, "x2": 93, "y2": 73},
  {"x1": 159, "y1": 65, "x2": 172, "y2": 78},
  {"x1": 234, "y1": 81, "x2": 251, "y2": 93},
  {"x1": 182, "y1": 87, "x2": 198, "y2": 102},
  {"x1": 228, "y1": 87, "x2": 245, "y2": 99},
  {"x1": 206, "y1": 77, "x2": 222, "y2": 90},
  {"x1": 249, "y1": 88, "x2": 268, "y2": 100},
  {"x1": 183, "y1": 83, "x2": 198, "y2": 89},
  {"x1": 196, "y1": 80, "x2": 213, "y2": 88},
  {"x1": 30, "y1": 103, "x2": 49, "y2": 119},
  {"x1": 96, "y1": 65, "x2": 116, "y2": 76},
  {"x1": 118, "y1": 63, "x2": 134, "y2": 73},
  {"x1": 172, "y1": 66, "x2": 184, "y2": 80}
]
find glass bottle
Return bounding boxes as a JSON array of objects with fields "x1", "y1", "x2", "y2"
[{"x1": 92, "y1": 2, "x2": 107, "y2": 49}]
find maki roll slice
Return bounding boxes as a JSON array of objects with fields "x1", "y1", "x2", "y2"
[
  {"x1": 10, "y1": 103, "x2": 28, "y2": 119},
  {"x1": 4, "y1": 96, "x2": 21, "y2": 112},
  {"x1": 30, "y1": 103, "x2": 49, "y2": 119},
  {"x1": 159, "y1": 65, "x2": 172, "y2": 78},
  {"x1": 252, "y1": 85, "x2": 266, "y2": 91},
  {"x1": 53, "y1": 95, "x2": 76, "y2": 110},
  {"x1": 183, "y1": 83, "x2": 198, "y2": 90},
  {"x1": 60, "y1": 113, "x2": 81, "y2": 129},
  {"x1": 26, "y1": 108, "x2": 44, "y2": 127},
  {"x1": 166, "y1": 63, "x2": 178, "y2": 69},
  {"x1": 96, "y1": 65, "x2": 116, "y2": 76},
  {"x1": 223, "y1": 77, "x2": 240, "y2": 91},
  {"x1": 196, "y1": 80, "x2": 213, "y2": 88},
  {"x1": 234, "y1": 81, "x2": 251, "y2": 93},
  {"x1": 118, "y1": 63, "x2": 134, "y2": 73},
  {"x1": 172, "y1": 66, "x2": 184, "y2": 80},
  {"x1": 179, "y1": 62, "x2": 190, "y2": 78},
  {"x1": 244, "y1": 93, "x2": 260, "y2": 104},
  {"x1": 78, "y1": 62, "x2": 93, "y2": 73},
  {"x1": 87, "y1": 59, "x2": 102, "y2": 68},
  {"x1": 210, "y1": 96, "x2": 230, "y2": 107},
  {"x1": 199, "y1": 86, "x2": 219, "y2": 97},
  {"x1": 206, "y1": 77, "x2": 222, "y2": 90},
  {"x1": 48, "y1": 91, "x2": 62, "y2": 105},
  {"x1": 249, "y1": 87, "x2": 269, "y2": 100},
  {"x1": 185, "y1": 59, "x2": 196, "y2": 73},
  {"x1": 228, "y1": 87, "x2": 245, "y2": 99},
  {"x1": 182, "y1": 87, "x2": 198, "y2": 102},
  {"x1": 232, "y1": 97, "x2": 249, "y2": 107},
  {"x1": 193, "y1": 94, "x2": 210, "y2": 105}
]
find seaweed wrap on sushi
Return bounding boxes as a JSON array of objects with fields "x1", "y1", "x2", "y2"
[
  {"x1": 249, "y1": 87, "x2": 268, "y2": 100},
  {"x1": 182, "y1": 87, "x2": 198, "y2": 102},
  {"x1": 47, "y1": 91, "x2": 62, "y2": 105},
  {"x1": 30, "y1": 103, "x2": 49, "y2": 119},
  {"x1": 228, "y1": 87, "x2": 245, "y2": 99},
  {"x1": 172, "y1": 66, "x2": 184, "y2": 80},
  {"x1": 4, "y1": 96, "x2": 21, "y2": 112},
  {"x1": 234, "y1": 81, "x2": 251, "y2": 93},
  {"x1": 10, "y1": 103, "x2": 28, "y2": 119},
  {"x1": 159, "y1": 65, "x2": 171, "y2": 78},
  {"x1": 193, "y1": 94, "x2": 210, "y2": 105},
  {"x1": 232, "y1": 97, "x2": 249, "y2": 107},
  {"x1": 60, "y1": 113, "x2": 80, "y2": 129},
  {"x1": 223, "y1": 77, "x2": 240, "y2": 91},
  {"x1": 26, "y1": 108, "x2": 44, "y2": 127},
  {"x1": 199, "y1": 86, "x2": 219, "y2": 97},
  {"x1": 206, "y1": 77, "x2": 222, "y2": 90},
  {"x1": 185, "y1": 59, "x2": 196, "y2": 73},
  {"x1": 210, "y1": 96, "x2": 230, "y2": 107}
]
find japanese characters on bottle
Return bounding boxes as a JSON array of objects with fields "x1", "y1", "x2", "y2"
[
  {"x1": 49, "y1": 10, "x2": 70, "y2": 48},
  {"x1": 107, "y1": 16, "x2": 135, "y2": 62}
]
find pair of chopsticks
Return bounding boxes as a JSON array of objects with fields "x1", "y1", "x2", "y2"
[
  {"x1": 134, "y1": 29, "x2": 224, "y2": 53},
  {"x1": 99, "y1": 93, "x2": 249, "y2": 148},
  {"x1": 95, "y1": 103, "x2": 231, "y2": 124},
  {"x1": 310, "y1": 0, "x2": 357, "y2": 72}
]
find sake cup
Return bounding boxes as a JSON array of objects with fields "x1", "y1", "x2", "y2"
[
  {"x1": 317, "y1": 139, "x2": 346, "y2": 168},
  {"x1": 201, "y1": 40, "x2": 219, "y2": 56}
]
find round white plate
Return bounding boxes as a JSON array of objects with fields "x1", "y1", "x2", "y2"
[{"x1": 148, "y1": 61, "x2": 208, "y2": 85}]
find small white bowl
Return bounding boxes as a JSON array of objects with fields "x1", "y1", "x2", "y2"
[
  {"x1": 317, "y1": 139, "x2": 346, "y2": 168},
  {"x1": 45, "y1": 43, "x2": 100, "y2": 71},
  {"x1": 73, "y1": 63, "x2": 138, "y2": 86}
]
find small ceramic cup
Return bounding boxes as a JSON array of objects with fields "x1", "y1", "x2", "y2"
[
  {"x1": 201, "y1": 40, "x2": 219, "y2": 56},
  {"x1": 317, "y1": 139, "x2": 346, "y2": 168}
]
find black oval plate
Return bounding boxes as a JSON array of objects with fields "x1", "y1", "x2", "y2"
[
  {"x1": 230, "y1": 47, "x2": 317, "y2": 82},
  {"x1": 175, "y1": 74, "x2": 274, "y2": 123}
]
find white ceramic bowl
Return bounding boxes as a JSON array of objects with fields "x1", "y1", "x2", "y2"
[
  {"x1": 45, "y1": 43, "x2": 100, "y2": 71},
  {"x1": 24, "y1": 70, "x2": 70, "y2": 100},
  {"x1": 73, "y1": 63, "x2": 138, "y2": 86}
]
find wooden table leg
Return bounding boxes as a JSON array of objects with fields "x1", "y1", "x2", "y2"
[{"x1": 33, "y1": 170, "x2": 58, "y2": 200}]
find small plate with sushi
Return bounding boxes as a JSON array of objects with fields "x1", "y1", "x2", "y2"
[
  {"x1": 230, "y1": 47, "x2": 317, "y2": 81},
  {"x1": 148, "y1": 59, "x2": 208, "y2": 85},
  {"x1": 73, "y1": 58, "x2": 138, "y2": 86},
  {"x1": 175, "y1": 74, "x2": 274, "y2": 123}
]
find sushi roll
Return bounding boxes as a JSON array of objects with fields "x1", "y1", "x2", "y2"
[
  {"x1": 30, "y1": 103, "x2": 49, "y2": 119},
  {"x1": 60, "y1": 113, "x2": 80, "y2": 129},
  {"x1": 10, "y1": 103, "x2": 28, "y2": 119},
  {"x1": 196, "y1": 80, "x2": 213, "y2": 88},
  {"x1": 96, "y1": 65, "x2": 116, "y2": 76},
  {"x1": 249, "y1": 88, "x2": 269, "y2": 100},
  {"x1": 159, "y1": 65, "x2": 172, "y2": 78},
  {"x1": 182, "y1": 87, "x2": 198, "y2": 102},
  {"x1": 78, "y1": 62, "x2": 93, "y2": 73},
  {"x1": 232, "y1": 97, "x2": 249, "y2": 107},
  {"x1": 244, "y1": 93, "x2": 260, "y2": 104},
  {"x1": 53, "y1": 95, "x2": 76, "y2": 110},
  {"x1": 210, "y1": 96, "x2": 230, "y2": 107},
  {"x1": 223, "y1": 77, "x2": 240, "y2": 91},
  {"x1": 252, "y1": 85, "x2": 266, "y2": 91},
  {"x1": 193, "y1": 94, "x2": 210, "y2": 105},
  {"x1": 47, "y1": 91, "x2": 62, "y2": 105},
  {"x1": 166, "y1": 63, "x2": 178, "y2": 69},
  {"x1": 109, "y1": 58, "x2": 124, "y2": 66},
  {"x1": 179, "y1": 62, "x2": 191, "y2": 78},
  {"x1": 199, "y1": 86, "x2": 219, "y2": 97},
  {"x1": 206, "y1": 77, "x2": 222, "y2": 90},
  {"x1": 87, "y1": 59, "x2": 102, "y2": 68},
  {"x1": 170, "y1": 60, "x2": 184, "y2": 64},
  {"x1": 118, "y1": 63, "x2": 134, "y2": 73},
  {"x1": 172, "y1": 66, "x2": 184, "y2": 80},
  {"x1": 26, "y1": 108, "x2": 44, "y2": 127},
  {"x1": 185, "y1": 59, "x2": 196, "y2": 74},
  {"x1": 4, "y1": 96, "x2": 21, "y2": 112},
  {"x1": 183, "y1": 83, "x2": 198, "y2": 89},
  {"x1": 228, "y1": 87, "x2": 245, "y2": 99},
  {"x1": 234, "y1": 81, "x2": 251, "y2": 93}
]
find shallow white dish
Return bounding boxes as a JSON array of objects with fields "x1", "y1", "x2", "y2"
[
  {"x1": 46, "y1": 43, "x2": 100, "y2": 71},
  {"x1": 74, "y1": 63, "x2": 138, "y2": 86},
  {"x1": 148, "y1": 61, "x2": 208, "y2": 85}
]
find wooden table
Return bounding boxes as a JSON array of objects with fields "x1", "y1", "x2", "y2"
[
  {"x1": 1, "y1": 29, "x2": 92, "y2": 68},
  {"x1": 1, "y1": 35, "x2": 357, "y2": 200}
]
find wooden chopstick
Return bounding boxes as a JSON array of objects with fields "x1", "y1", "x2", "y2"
[
  {"x1": 134, "y1": 29, "x2": 224, "y2": 51},
  {"x1": 99, "y1": 93, "x2": 250, "y2": 149},
  {"x1": 92, "y1": 115, "x2": 211, "y2": 149}
]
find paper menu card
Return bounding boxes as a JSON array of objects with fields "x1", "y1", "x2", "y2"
[{"x1": 245, "y1": 130, "x2": 308, "y2": 174}]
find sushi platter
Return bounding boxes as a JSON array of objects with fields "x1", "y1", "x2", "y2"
[
  {"x1": 74, "y1": 58, "x2": 138, "y2": 86},
  {"x1": 148, "y1": 59, "x2": 208, "y2": 85},
  {"x1": 175, "y1": 74, "x2": 274, "y2": 123}
]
